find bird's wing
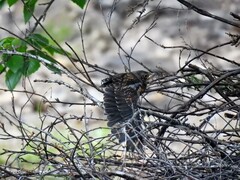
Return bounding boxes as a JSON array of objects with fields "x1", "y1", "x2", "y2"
[
  {"x1": 103, "y1": 83, "x2": 141, "y2": 127},
  {"x1": 103, "y1": 85, "x2": 123, "y2": 127},
  {"x1": 103, "y1": 83, "x2": 144, "y2": 151},
  {"x1": 102, "y1": 72, "x2": 147, "y2": 151}
]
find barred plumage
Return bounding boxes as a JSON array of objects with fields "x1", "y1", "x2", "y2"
[{"x1": 101, "y1": 70, "x2": 149, "y2": 151}]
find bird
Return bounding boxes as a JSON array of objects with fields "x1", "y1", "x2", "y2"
[{"x1": 101, "y1": 70, "x2": 150, "y2": 152}]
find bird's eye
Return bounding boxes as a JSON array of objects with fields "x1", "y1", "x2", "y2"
[{"x1": 144, "y1": 73, "x2": 149, "y2": 79}]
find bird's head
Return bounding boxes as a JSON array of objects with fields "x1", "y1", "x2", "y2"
[{"x1": 132, "y1": 70, "x2": 155, "y2": 85}]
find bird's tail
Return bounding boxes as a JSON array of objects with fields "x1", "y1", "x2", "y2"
[{"x1": 111, "y1": 117, "x2": 144, "y2": 152}]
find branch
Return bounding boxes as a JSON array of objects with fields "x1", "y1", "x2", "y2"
[{"x1": 177, "y1": 0, "x2": 240, "y2": 28}]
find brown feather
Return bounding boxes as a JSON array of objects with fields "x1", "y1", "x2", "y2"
[{"x1": 102, "y1": 70, "x2": 149, "y2": 151}]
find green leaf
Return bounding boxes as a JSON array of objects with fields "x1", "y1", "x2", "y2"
[
  {"x1": 5, "y1": 69, "x2": 22, "y2": 90},
  {"x1": 11, "y1": 38, "x2": 22, "y2": 47},
  {"x1": 44, "y1": 44, "x2": 70, "y2": 55},
  {"x1": 7, "y1": 0, "x2": 18, "y2": 6},
  {"x1": 28, "y1": 49, "x2": 56, "y2": 63},
  {"x1": 28, "y1": 33, "x2": 50, "y2": 52},
  {"x1": 23, "y1": 58, "x2": 40, "y2": 76},
  {"x1": 1, "y1": 37, "x2": 15, "y2": 43},
  {"x1": 23, "y1": 0, "x2": 37, "y2": 23},
  {"x1": 27, "y1": 34, "x2": 68, "y2": 55},
  {"x1": 0, "y1": 37, "x2": 15, "y2": 50},
  {"x1": 6, "y1": 55, "x2": 24, "y2": 73},
  {"x1": 37, "y1": 50, "x2": 58, "y2": 63},
  {"x1": 26, "y1": 36, "x2": 41, "y2": 50},
  {"x1": 0, "y1": 64, "x2": 5, "y2": 73},
  {"x1": 0, "y1": 37, "x2": 26, "y2": 51},
  {"x1": 0, "y1": 37, "x2": 14, "y2": 46},
  {"x1": 2, "y1": 43, "x2": 12, "y2": 50},
  {"x1": 11, "y1": 39, "x2": 27, "y2": 52},
  {"x1": 46, "y1": 64, "x2": 61, "y2": 75},
  {"x1": 30, "y1": 34, "x2": 49, "y2": 45},
  {"x1": 1, "y1": 54, "x2": 9, "y2": 62},
  {"x1": 27, "y1": 33, "x2": 51, "y2": 53},
  {"x1": 27, "y1": 50, "x2": 61, "y2": 74},
  {"x1": 71, "y1": 0, "x2": 86, "y2": 9},
  {"x1": 0, "y1": 0, "x2": 6, "y2": 8}
]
